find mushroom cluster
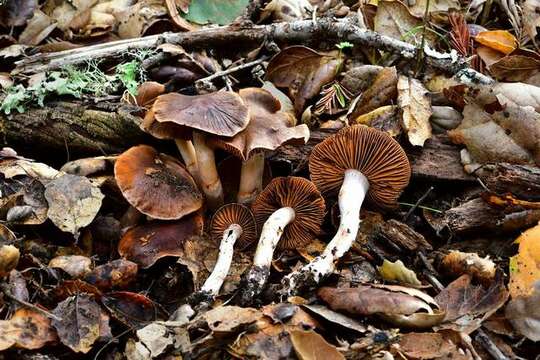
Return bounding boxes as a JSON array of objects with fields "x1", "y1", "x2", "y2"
[{"x1": 111, "y1": 84, "x2": 410, "y2": 311}]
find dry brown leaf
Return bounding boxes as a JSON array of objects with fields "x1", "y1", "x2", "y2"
[
  {"x1": 289, "y1": 329, "x2": 344, "y2": 360},
  {"x1": 489, "y1": 55, "x2": 540, "y2": 82},
  {"x1": 353, "y1": 105, "x2": 401, "y2": 137},
  {"x1": 374, "y1": 1, "x2": 423, "y2": 43},
  {"x1": 203, "y1": 306, "x2": 262, "y2": 333},
  {"x1": 441, "y1": 251, "x2": 496, "y2": 283},
  {"x1": 350, "y1": 67, "x2": 397, "y2": 119},
  {"x1": 260, "y1": 0, "x2": 312, "y2": 21},
  {"x1": 397, "y1": 332, "x2": 472, "y2": 360},
  {"x1": 435, "y1": 274, "x2": 509, "y2": 334},
  {"x1": 508, "y1": 222, "x2": 540, "y2": 298},
  {"x1": 408, "y1": 0, "x2": 460, "y2": 18},
  {"x1": 302, "y1": 304, "x2": 366, "y2": 333},
  {"x1": 475, "y1": 30, "x2": 517, "y2": 55},
  {"x1": 18, "y1": 9, "x2": 56, "y2": 45},
  {"x1": 49, "y1": 255, "x2": 93, "y2": 278},
  {"x1": 44, "y1": 174, "x2": 104, "y2": 236},
  {"x1": 523, "y1": 0, "x2": 540, "y2": 46},
  {"x1": 102, "y1": 291, "x2": 165, "y2": 328},
  {"x1": 505, "y1": 281, "x2": 540, "y2": 341},
  {"x1": 398, "y1": 76, "x2": 433, "y2": 146},
  {"x1": 266, "y1": 46, "x2": 342, "y2": 116},
  {"x1": 52, "y1": 293, "x2": 101, "y2": 353},
  {"x1": 378, "y1": 259, "x2": 421, "y2": 286},
  {"x1": 84, "y1": 259, "x2": 138, "y2": 291},
  {"x1": 0, "y1": 307, "x2": 57, "y2": 351},
  {"x1": 116, "y1": 0, "x2": 168, "y2": 39}
]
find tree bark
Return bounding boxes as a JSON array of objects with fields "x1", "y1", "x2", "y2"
[
  {"x1": 0, "y1": 101, "x2": 149, "y2": 155},
  {"x1": 477, "y1": 163, "x2": 540, "y2": 201}
]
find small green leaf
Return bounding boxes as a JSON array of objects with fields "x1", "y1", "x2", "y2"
[
  {"x1": 336, "y1": 41, "x2": 354, "y2": 50},
  {"x1": 184, "y1": 0, "x2": 249, "y2": 25}
]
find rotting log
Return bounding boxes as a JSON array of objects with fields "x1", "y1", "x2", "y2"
[
  {"x1": 477, "y1": 163, "x2": 540, "y2": 201},
  {"x1": 374, "y1": 219, "x2": 433, "y2": 252},
  {"x1": 0, "y1": 101, "x2": 149, "y2": 155}
]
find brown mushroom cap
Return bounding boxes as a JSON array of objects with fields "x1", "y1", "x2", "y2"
[
  {"x1": 209, "y1": 88, "x2": 309, "y2": 160},
  {"x1": 114, "y1": 145, "x2": 203, "y2": 220},
  {"x1": 309, "y1": 125, "x2": 410, "y2": 210},
  {"x1": 210, "y1": 203, "x2": 257, "y2": 250},
  {"x1": 251, "y1": 177, "x2": 325, "y2": 250},
  {"x1": 118, "y1": 212, "x2": 204, "y2": 268},
  {"x1": 141, "y1": 109, "x2": 190, "y2": 140},
  {"x1": 153, "y1": 91, "x2": 250, "y2": 137}
]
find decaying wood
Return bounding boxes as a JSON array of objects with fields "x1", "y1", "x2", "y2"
[
  {"x1": 478, "y1": 163, "x2": 540, "y2": 201},
  {"x1": 374, "y1": 219, "x2": 433, "y2": 252},
  {"x1": 15, "y1": 19, "x2": 491, "y2": 85},
  {"x1": 0, "y1": 101, "x2": 149, "y2": 155},
  {"x1": 444, "y1": 197, "x2": 540, "y2": 234},
  {"x1": 409, "y1": 135, "x2": 474, "y2": 182}
]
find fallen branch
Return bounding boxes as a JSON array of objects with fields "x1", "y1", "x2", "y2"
[{"x1": 15, "y1": 19, "x2": 492, "y2": 85}]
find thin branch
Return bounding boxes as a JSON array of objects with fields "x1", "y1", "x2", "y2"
[{"x1": 14, "y1": 19, "x2": 492, "y2": 85}]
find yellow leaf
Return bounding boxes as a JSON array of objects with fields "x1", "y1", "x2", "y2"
[
  {"x1": 509, "y1": 222, "x2": 540, "y2": 298},
  {"x1": 378, "y1": 259, "x2": 422, "y2": 286},
  {"x1": 475, "y1": 30, "x2": 517, "y2": 55}
]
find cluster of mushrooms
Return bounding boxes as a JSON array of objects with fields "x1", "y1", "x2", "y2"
[{"x1": 113, "y1": 86, "x2": 411, "y2": 311}]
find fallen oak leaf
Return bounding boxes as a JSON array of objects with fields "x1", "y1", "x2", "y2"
[
  {"x1": 52, "y1": 293, "x2": 101, "y2": 353},
  {"x1": 397, "y1": 76, "x2": 433, "y2": 147},
  {"x1": 266, "y1": 45, "x2": 342, "y2": 116}
]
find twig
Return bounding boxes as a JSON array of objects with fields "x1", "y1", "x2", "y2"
[
  {"x1": 475, "y1": 329, "x2": 510, "y2": 360},
  {"x1": 1, "y1": 284, "x2": 62, "y2": 321},
  {"x1": 403, "y1": 186, "x2": 434, "y2": 221},
  {"x1": 14, "y1": 19, "x2": 492, "y2": 85},
  {"x1": 195, "y1": 58, "x2": 266, "y2": 86}
]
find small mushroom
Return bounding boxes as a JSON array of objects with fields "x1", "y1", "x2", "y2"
[
  {"x1": 153, "y1": 91, "x2": 250, "y2": 209},
  {"x1": 210, "y1": 88, "x2": 309, "y2": 204},
  {"x1": 190, "y1": 203, "x2": 257, "y2": 305},
  {"x1": 283, "y1": 125, "x2": 410, "y2": 295},
  {"x1": 118, "y1": 212, "x2": 204, "y2": 268},
  {"x1": 114, "y1": 145, "x2": 203, "y2": 220},
  {"x1": 238, "y1": 177, "x2": 325, "y2": 305}
]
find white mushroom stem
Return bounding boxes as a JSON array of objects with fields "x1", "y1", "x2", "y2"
[
  {"x1": 237, "y1": 152, "x2": 265, "y2": 204},
  {"x1": 175, "y1": 139, "x2": 201, "y2": 187},
  {"x1": 239, "y1": 207, "x2": 295, "y2": 304},
  {"x1": 200, "y1": 224, "x2": 243, "y2": 297},
  {"x1": 192, "y1": 132, "x2": 224, "y2": 209},
  {"x1": 284, "y1": 169, "x2": 369, "y2": 293}
]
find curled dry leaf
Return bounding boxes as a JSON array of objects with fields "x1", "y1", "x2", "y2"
[
  {"x1": 0, "y1": 307, "x2": 57, "y2": 351},
  {"x1": 44, "y1": 174, "x2": 105, "y2": 236},
  {"x1": 302, "y1": 304, "x2": 366, "y2": 333},
  {"x1": 318, "y1": 285, "x2": 444, "y2": 328},
  {"x1": 440, "y1": 250, "x2": 496, "y2": 283},
  {"x1": 505, "y1": 281, "x2": 540, "y2": 341},
  {"x1": 266, "y1": 46, "x2": 342, "y2": 116},
  {"x1": 18, "y1": 9, "x2": 57, "y2": 45},
  {"x1": 52, "y1": 293, "x2": 101, "y2": 353},
  {"x1": 378, "y1": 259, "x2": 422, "y2": 286},
  {"x1": 350, "y1": 67, "x2": 398, "y2": 119},
  {"x1": 115, "y1": 1, "x2": 168, "y2": 39},
  {"x1": 84, "y1": 259, "x2": 138, "y2": 291},
  {"x1": 49, "y1": 255, "x2": 92, "y2": 278},
  {"x1": 435, "y1": 274, "x2": 509, "y2": 334},
  {"x1": 489, "y1": 55, "x2": 540, "y2": 82},
  {"x1": 397, "y1": 76, "x2": 433, "y2": 147},
  {"x1": 475, "y1": 30, "x2": 517, "y2": 55},
  {"x1": 289, "y1": 329, "x2": 345, "y2": 360}
]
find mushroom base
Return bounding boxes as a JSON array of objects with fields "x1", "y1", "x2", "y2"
[
  {"x1": 282, "y1": 169, "x2": 369, "y2": 295},
  {"x1": 237, "y1": 265, "x2": 270, "y2": 306}
]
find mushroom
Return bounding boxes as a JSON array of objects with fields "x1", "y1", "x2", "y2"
[
  {"x1": 238, "y1": 177, "x2": 325, "y2": 305},
  {"x1": 189, "y1": 203, "x2": 257, "y2": 305},
  {"x1": 282, "y1": 125, "x2": 410, "y2": 294},
  {"x1": 118, "y1": 212, "x2": 204, "y2": 268},
  {"x1": 114, "y1": 145, "x2": 203, "y2": 220},
  {"x1": 153, "y1": 91, "x2": 250, "y2": 209},
  {"x1": 142, "y1": 109, "x2": 202, "y2": 187},
  {"x1": 210, "y1": 88, "x2": 309, "y2": 204}
]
